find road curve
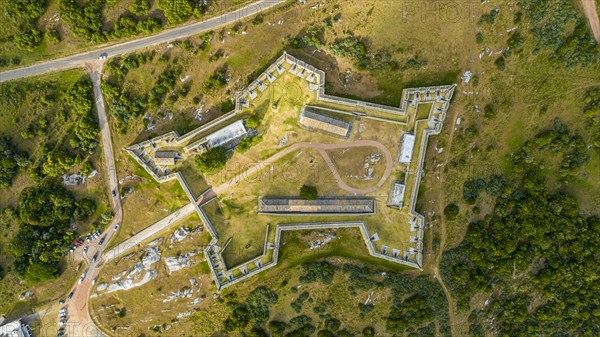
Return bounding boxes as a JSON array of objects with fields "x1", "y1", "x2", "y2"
[
  {"x1": 0, "y1": 0, "x2": 286, "y2": 83},
  {"x1": 581, "y1": 0, "x2": 600, "y2": 42},
  {"x1": 213, "y1": 140, "x2": 394, "y2": 195}
]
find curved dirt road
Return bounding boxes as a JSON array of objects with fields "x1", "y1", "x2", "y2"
[
  {"x1": 582, "y1": 0, "x2": 600, "y2": 42},
  {"x1": 213, "y1": 140, "x2": 393, "y2": 195}
]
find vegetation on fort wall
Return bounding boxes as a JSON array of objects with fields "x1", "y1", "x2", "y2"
[{"x1": 441, "y1": 120, "x2": 598, "y2": 336}]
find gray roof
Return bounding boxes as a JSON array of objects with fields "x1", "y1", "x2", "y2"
[
  {"x1": 298, "y1": 108, "x2": 352, "y2": 137},
  {"x1": 258, "y1": 197, "x2": 375, "y2": 215}
]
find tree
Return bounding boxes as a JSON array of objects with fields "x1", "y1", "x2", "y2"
[
  {"x1": 58, "y1": 0, "x2": 105, "y2": 40},
  {"x1": 245, "y1": 114, "x2": 260, "y2": 129},
  {"x1": 494, "y1": 56, "x2": 506, "y2": 71},
  {"x1": 444, "y1": 203, "x2": 460, "y2": 220},
  {"x1": 8, "y1": 0, "x2": 48, "y2": 20},
  {"x1": 15, "y1": 27, "x2": 43, "y2": 51},
  {"x1": 0, "y1": 136, "x2": 29, "y2": 188},
  {"x1": 300, "y1": 185, "x2": 318, "y2": 200},
  {"x1": 129, "y1": 0, "x2": 150, "y2": 16},
  {"x1": 268, "y1": 321, "x2": 288, "y2": 337},
  {"x1": 9, "y1": 182, "x2": 82, "y2": 282},
  {"x1": 195, "y1": 147, "x2": 227, "y2": 174},
  {"x1": 158, "y1": 0, "x2": 205, "y2": 24}
]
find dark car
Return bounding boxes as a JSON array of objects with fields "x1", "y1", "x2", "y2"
[
  {"x1": 99, "y1": 235, "x2": 107, "y2": 245},
  {"x1": 92, "y1": 252, "x2": 99, "y2": 263},
  {"x1": 67, "y1": 290, "x2": 75, "y2": 300},
  {"x1": 112, "y1": 190, "x2": 116, "y2": 197}
]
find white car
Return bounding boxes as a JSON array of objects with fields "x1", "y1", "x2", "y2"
[
  {"x1": 98, "y1": 53, "x2": 107, "y2": 60},
  {"x1": 114, "y1": 223, "x2": 120, "y2": 231},
  {"x1": 78, "y1": 270, "x2": 88, "y2": 284},
  {"x1": 91, "y1": 277, "x2": 97, "y2": 285}
]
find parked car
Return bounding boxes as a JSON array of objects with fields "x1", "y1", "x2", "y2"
[
  {"x1": 92, "y1": 252, "x2": 99, "y2": 263},
  {"x1": 99, "y1": 235, "x2": 107, "y2": 245},
  {"x1": 83, "y1": 246, "x2": 89, "y2": 254},
  {"x1": 67, "y1": 290, "x2": 75, "y2": 300}
]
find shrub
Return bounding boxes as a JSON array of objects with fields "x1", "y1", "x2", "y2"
[
  {"x1": 46, "y1": 29, "x2": 61, "y2": 44},
  {"x1": 300, "y1": 185, "x2": 318, "y2": 200},
  {"x1": 483, "y1": 104, "x2": 496, "y2": 119},
  {"x1": 363, "y1": 327, "x2": 375, "y2": 337},
  {"x1": 475, "y1": 32, "x2": 483, "y2": 44},
  {"x1": 444, "y1": 203, "x2": 460, "y2": 220},
  {"x1": 252, "y1": 14, "x2": 264, "y2": 26},
  {"x1": 494, "y1": 56, "x2": 506, "y2": 71}
]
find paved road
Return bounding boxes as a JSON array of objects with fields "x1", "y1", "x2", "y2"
[
  {"x1": 213, "y1": 140, "x2": 394, "y2": 195},
  {"x1": 0, "y1": 0, "x2": 286, "y2": 83},
  {"x1": 581, "y1": 0, "x2": 600, "y2": 42},
  {"x1": 103, "y1": 202, "x2": 197, "y2": 262},
  {"x1": 62, "y1": 67, "x2": 123, "y2": 337}
]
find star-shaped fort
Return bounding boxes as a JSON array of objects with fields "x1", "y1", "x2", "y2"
[{"x1": 105, "y1": 52, "x2": 455, "y2": 290}]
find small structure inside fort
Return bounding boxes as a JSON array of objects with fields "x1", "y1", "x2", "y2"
[{"x1": 298, "y1": 108, "x2": 352, "y2": 138}]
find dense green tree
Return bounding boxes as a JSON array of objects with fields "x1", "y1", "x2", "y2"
[
  {"x1": 158, "y1": 0, "x2": 206, "y2": 24},
  {"x1": 0, "y1": 136, "x2": 29, "y2": 188},
  {"x1": 58, "y1": 0, "x2": 106, "y2": 41},
  {"x1": 268, "y1": 321, "x2": 288, "y2": 337},
  {"x1": 15, "y1": 27, "x2": 43, "y2": 51},
  {"x1": 9, "y1": 182, "x2": 94, "y2": 282},
  {"x1": 129, "y1": 0, "x2": 150, "y2": 16},
  {"x1": 7, "y1": 0, "x2": 48, "y2": 20},
  {"x1": 195, "y1": 147, "x2": 227, "y2": 174},
  {"x1": 299, "y1": 261, "x2": 335, "y2": 284},
  {"x1": 222, "y1": 286, "x2": 279, "y2": 331},
  {"x1": 443, "y1": 203, "x2": 459, "y2": 220},
  {"x1": 442, "y1": 119, "x2": 598, "y2": 335},
  {"x1": 245, "y1": 114, "x2": 260, "y2": 129}
]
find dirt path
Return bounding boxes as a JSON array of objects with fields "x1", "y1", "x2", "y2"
[
  {"x1": 430, "y1": 108, "x2": 460, "y2": 336},
  {"x1": 212, "y1": 140, "x2": 394, "y2": 195},
  {"x1": 582, "y1": 0, "x2": 600, "y2": 42}
]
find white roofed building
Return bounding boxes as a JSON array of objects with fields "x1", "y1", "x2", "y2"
[
  {"x1": 206, "y1": 120, "x2": 249, "y2": 149},
  {"x1": 399, "y1": 133, "x2": 416, "y2": 164},
  {"x1": 0, "y1": 320, "x2": 32, "y2": 337}
]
